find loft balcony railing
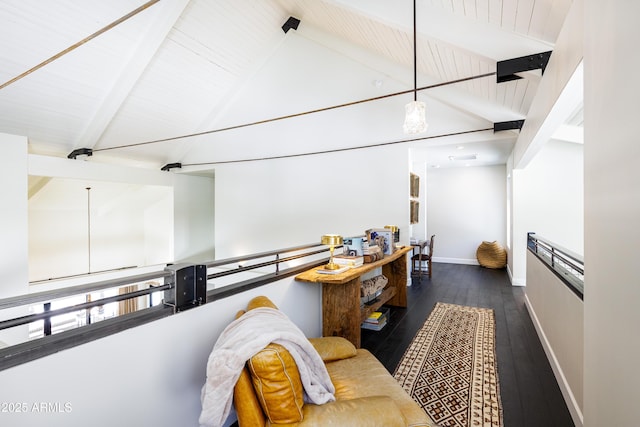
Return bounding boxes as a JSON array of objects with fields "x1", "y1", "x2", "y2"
[
  {"x1": 527, "y1": 232, "x2": 584, "y2": 299},
  {"x1": 0, "y1": 241, "x2": 335, "y2": 371}
]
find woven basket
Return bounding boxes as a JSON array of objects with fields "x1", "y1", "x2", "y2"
[{"x1": 476, "y1": 241, "x2": 507, "y2": 269}]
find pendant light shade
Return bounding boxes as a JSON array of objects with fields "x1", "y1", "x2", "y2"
[{"x1": 403, "y1": 100, "x2": 427, "y2": 134}]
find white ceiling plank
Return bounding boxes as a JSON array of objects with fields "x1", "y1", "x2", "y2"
[
  {"x1": 76, "y1": 0, "x2": 191, "y2": 149},
  {"x1": 510, "y1": 78, "x2": 529, "y2": 112},
  {"x1": 476, "y1": 0, "x2": 490, "y2": 23},
  {"x1": 501, "y1": 0, "x2": 518, "y2": 32},
  {"x1": 527, "y1": 0, "x2": 555, "y2": 41},
  {"x1": 514, "y1": 0, "x2": 536, "y2": 36},
  {"x1": 463, "y1": 0, "x2": 478, "y2": 19},
  {"x1": 541, "y1": 0, "x2": 572, "y2": 42},
  {"x1": 488, "y1": 0, "x2": 504, "y2": 26},
  {"x1": 451, "y1": 0, "x2": 466, "y2": 15}
]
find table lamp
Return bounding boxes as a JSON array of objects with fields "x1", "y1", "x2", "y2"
[{"x1": 321, "y1": 234, "x2": 343, "y2": 270}]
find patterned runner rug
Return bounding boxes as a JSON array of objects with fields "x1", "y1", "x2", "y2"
[{"x1": 393, "y1": 302, "x2": 503, "y2": 427}]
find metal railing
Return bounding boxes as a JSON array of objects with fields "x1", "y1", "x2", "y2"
[
  {"x1": 527, "y1": 232, "x2": 584, "y2": 299},
  {"x1": 0, "y1": 241, "x2": 334, "y2": 371}
]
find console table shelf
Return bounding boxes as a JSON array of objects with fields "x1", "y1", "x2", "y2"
[
  {"x1": 295, "y1": 246, "x2": 411, "y2": 347},
  {"x1": 361, "y1": 286, "x2": 396, "y2": 322}
]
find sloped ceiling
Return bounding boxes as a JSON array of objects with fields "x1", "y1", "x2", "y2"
[{"x1": 0, "y1": 0, "x2": 574, "y2": 170}]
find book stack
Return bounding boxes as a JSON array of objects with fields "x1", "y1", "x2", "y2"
[
  {"x1": 363, "y1": 245, "x2": 383, "y2": 263},
  {"x1": 361, "y1": 307, "x2": 390, "y2": 331},
  {"x1": 316, "y1": 265, "x2": 350, "y2": 275},
  {"x1": 333, "y1": 254, "x2": 364, "y2": 268}
]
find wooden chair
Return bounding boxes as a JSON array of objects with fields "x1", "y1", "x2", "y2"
[{"x1": 411, "y1": 235, "x2": 434, "y2": 278}]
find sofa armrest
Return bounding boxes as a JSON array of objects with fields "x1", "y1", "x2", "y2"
[
  {"x1": 307, "y1": 337, "x2": 357, "y2": 362},
  {"x1": 296, "y1": 395, "x2": 406, "y2": 427}
]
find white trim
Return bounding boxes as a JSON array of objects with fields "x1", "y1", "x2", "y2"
[
  {"x1": 524, "y1": 294, "x2": 584, "y2": 427},
  {"x1": 506, "y1": 264, "x2": 526, "y2": 286},
  {"x1": 432, "y1": 257, "x2": 478, "y2": 265}
]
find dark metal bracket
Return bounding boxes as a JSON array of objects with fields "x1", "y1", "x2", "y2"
[
  {"x1": 282, "y1": 16, "x2": 300, "y2": 34},
  {"x1": 497, "y1": 51, "x2": 552, "y2": 83},
  {"x1": 67, "y1": 148, "x2": 93, "y2": 159},
  {"x1": 494, "y1": 120, "x2": 525, "y2": 132},
  {"x1": 161, "y1": 162, "x2": 182, "y2": 171},
  {"x1": 163, "y1": 264, "x2": 207, "y2": 312}
]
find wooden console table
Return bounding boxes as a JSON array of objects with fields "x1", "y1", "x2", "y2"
[{"x1": 295, "y1": 246, "x2": 411, "y2": 348}]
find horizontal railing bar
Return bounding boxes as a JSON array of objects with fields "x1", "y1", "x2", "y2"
[
  {"x1": 0, "y1": 284, "x2": 172, "y2": 332},
  {"x1": 207, "y1": 248, "x2": 329, "y2": 280},
  {"x1": 527, "y1": 233, "x2": 584, "y2": 299},
  {"x1": 0, "y1": 305, "x2": 173, "y2": 372},
  {"x1": 207, "y1": 259, "x2": 326, "y2": 302},
  {"x1": 528, "y1": 233, "x2": 583, "y2": 264},
  {"x1": 534, "y1": 246, "x2": 584, "y2": 275},
  {"x1": 0, "y1": 271, "x2": 173, "y2": 310},
  {"x1": 29, "y1": 265, "x2": 138, "y2": 285},
  {"x1": 4, "y1": 240, "x2": 348, "y2": 310},
  {"x1": 204, "y1": 241, "x2": 341, "y2": 269}
]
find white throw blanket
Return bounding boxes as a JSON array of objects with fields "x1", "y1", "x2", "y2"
[{"x1": 199, "y1": 307, "x2": 335, "y2": 427}]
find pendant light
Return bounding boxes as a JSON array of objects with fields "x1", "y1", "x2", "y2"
[{"x1": 403, "y1": 0, "x2": 427, "y2": 134}]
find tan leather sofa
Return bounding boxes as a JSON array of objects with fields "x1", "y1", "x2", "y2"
[{"x1": 232, "y1": 296, "x2": 436, "y2": 427}]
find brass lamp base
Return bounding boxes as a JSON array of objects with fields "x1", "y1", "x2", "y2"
[{"x1": 324, "y1": 261, "x2": 341, "y2": 270}]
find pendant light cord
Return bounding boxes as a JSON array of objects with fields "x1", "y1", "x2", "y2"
[{"x1": 413, "y1": 0, "x2": 417, "y2": 103}]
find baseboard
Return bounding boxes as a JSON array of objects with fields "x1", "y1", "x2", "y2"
[
  {"x1": 524, "y1": 295, "x2": 584, "y2": 427},
  {"x1": 432, "y1": 257, "x2": 478, "y2": 265},
  {"x1": 507, "y1": 265, "x2": 526, "y2": 286}
]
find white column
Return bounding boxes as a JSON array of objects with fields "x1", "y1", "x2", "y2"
[
  {"x1": 584, "y1": 0, "x2": 640, "y2": 426},
  {"x1": 0, "y1": 133, "x2": 29, "y2": 345}
]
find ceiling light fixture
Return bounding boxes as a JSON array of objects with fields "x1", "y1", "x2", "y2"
[
  {"x1": 403, "y1": 0, "x2": 427, "y2": 134},
  {"x1": 449, "y1": 154, "x2": 477, "y2": 161}
]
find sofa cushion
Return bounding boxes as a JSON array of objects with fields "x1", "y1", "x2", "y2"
[
  {"x1": 293, "y1": 395, "x2": 407, "y2": 427},
  {"x1": 308, "y1": 336, "x2": 357, "y2": 362},
  {"x1": 326, "y1": 349, "x2": 436, "y2": 427},
  {"x1": 248, "y1": 343, "x2": 304, "y2": 424}
]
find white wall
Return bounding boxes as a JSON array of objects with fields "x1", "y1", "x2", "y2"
[
  {"x1": 525, "y1": 251, "x2": 583, "y2": 425},
  {"x1": 584, "y1": 1, "x2": 640, "y2": 426},
  {"x1": 213, "y1": 147, "x2": 410, "y2": 259},
  {"x1": 509, "y1": 139, "x2": 583, "y2": 286},
  {"x1": 173, "y1": 173, "x2": 215, "y2": 263},
  {"x1": 426, "y1": 165, "x2": 506, "y2": 264},
  {"x1": 26, "y1": 155, "x2": 213, "y2": 269},
  {"x1": 28, "y1": 179, "x2": 174, "y2": 281}
]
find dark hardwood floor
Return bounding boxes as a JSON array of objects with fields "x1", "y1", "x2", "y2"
[{"x1": 361, "y1": 262, "x2": 575, "y2": 427}]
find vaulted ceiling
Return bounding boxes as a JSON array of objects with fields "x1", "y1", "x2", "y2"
[{"x1": 0, "y1": 0, "x2": 575, "y2": 171}]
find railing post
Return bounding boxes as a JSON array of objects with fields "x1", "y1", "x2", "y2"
[
  {"x1": 275, "y1": 254, "x2": 280, "y2": 274},
  {"x1": 43, "y1": 302, "x2": 52, "y2": 336},
  {"x1": 163, "y1": 264, "x2": 207, "y2": 312}
]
